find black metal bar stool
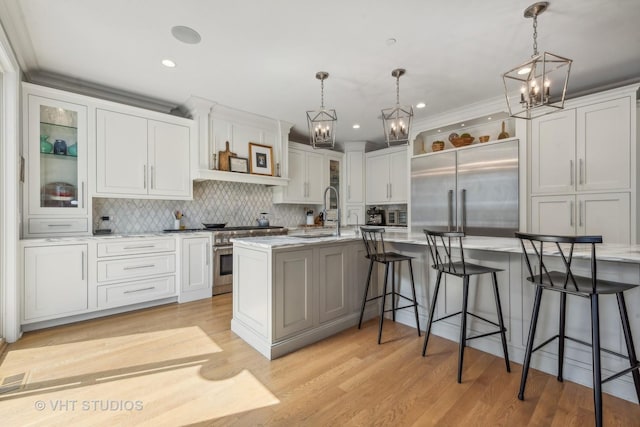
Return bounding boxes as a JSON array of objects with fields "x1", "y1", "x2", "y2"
[
  {"x1": 358, "y1": 227, "x2": 421, "y2": 344},
  {"x1": 422, "y1": 229, "x2": 510, "y2": 383},
  {"x1": 516, "y1": 232, "x2": 640, "y2": 427}
]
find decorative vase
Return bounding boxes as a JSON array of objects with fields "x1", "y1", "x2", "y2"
[
  {"x1": 40, "y1": 135, "x2": 53, "y2": 153},
  {"x1": 67, "y1": 143, "x2": 78, "y2": 157},
  {"x1": 53, "y1": 139, "x2": 67, "y2": 155}
]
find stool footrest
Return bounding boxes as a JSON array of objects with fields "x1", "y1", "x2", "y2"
[
  {"x1": 603, "y1": 363, "x2": 640, "y2": 384},
  {"x1": 466, "y1": 329, "x2": 506, "y2": 341},
  {"x1": 532, "y1": 334, "x2": 637, "y2": 361},
  {"x1": 383, "y1": 303, "x2": 418, "y2": 313}
]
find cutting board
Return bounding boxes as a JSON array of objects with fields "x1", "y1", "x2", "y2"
[{"x1": 218, "y1": 141, "x2": 236, "y2": 171}]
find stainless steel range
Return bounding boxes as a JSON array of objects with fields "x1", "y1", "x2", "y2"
[{"x1": 210, "y1": 226, "x2": 288, "y2": 295}]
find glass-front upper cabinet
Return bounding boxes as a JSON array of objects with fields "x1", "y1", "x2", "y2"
[
  {"x1": 326, "y1": 153, "x2": 342, "y2": 210},
  {"x1": 24, "y1": 89, "x2": 89, "y2": 236}
]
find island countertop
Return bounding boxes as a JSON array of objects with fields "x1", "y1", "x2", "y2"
[{"x1": 232, "y1": 231, "x2": 640, "y2": 264}]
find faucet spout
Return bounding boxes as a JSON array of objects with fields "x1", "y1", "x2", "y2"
[{"x1": 323, "y1": 185, "x2": 340, "y2": 237}]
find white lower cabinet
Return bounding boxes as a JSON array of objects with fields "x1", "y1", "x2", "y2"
[
  {"x1": 180, "y1": 236, "x2": 212, "y2": 301},
  {"x1": 531, "y1": 193, "x2": 631, "y2": 244},
  {"x1": 23, "y1": 244, "x2": 88, "y2": 322}
]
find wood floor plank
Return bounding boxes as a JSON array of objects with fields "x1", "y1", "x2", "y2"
[{"x1": 2, "y1": 293, "x2": 640, "y2": 426}]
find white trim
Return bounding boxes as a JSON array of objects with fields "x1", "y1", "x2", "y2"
[{"x1": 0, "y1": 19, "x2": 21, "y2": 342}]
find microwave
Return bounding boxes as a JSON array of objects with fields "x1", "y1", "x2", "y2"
[{"x1": 387, "y1": 210, "x2": 407, "y2": 226}]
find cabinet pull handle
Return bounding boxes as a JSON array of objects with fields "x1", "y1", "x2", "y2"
[
  {"x1": 389, "y1": 183, "x2": 392, "y2": 199},
  {"x1": 447, "y1": 189, "x2": 454, "y2": 231},
  {"x1": 48, "y1": 223, "x2": 72, "y2": 227},
  {"x1": 124, "y1": 286, "x2": 155, "y2": 294},
  {"x1": 123, "y1": 264, "x2": 156, "y2": 270},
  {"x1": 348, "y1": 185, "x2": 351, "y2": 200},
  {"x1": 579, "y1": 200, "x2": 583, "y2": 227},
  {"x1": 81, "y1": 251, "x2": 85, "y2": 280},
  {"x1": 81, "y1": 182, "x2": 85, "y2": 209},
  {"x1": 579, "y1": 158, "x2": 584, "y2": 185},
  {"x1": 460, "y1": 189, "x2": 467, "y2": 233},
  {"x1": 206, "y1": 245, "x2": 210, "y2": 266},
  {"x1": 123, "y1": 244, "x2": 156, "y2": 250},
  {"x1": 143, "y1": 165, "x2": 147, "y2": 189},
  {"x1": 569, "y1": 160, "x2": 574, "y2": 186},
  {"x1": 570, "y1": 200, "x2": 574, "y2": 227}
]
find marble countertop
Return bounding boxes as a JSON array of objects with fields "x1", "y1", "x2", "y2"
[
  {"x1": 20, "y1": 230, "x2": 212, "y2": 244},
  {"x1": 233, "y1": 230, "x2": 640, "y2": 264}
]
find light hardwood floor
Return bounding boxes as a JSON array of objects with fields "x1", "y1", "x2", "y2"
[{"x1": 1, "y1": 294, "x2": 639, "y2": 426}]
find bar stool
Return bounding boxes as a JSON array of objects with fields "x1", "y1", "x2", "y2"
[
  {"x1": 516, "y1": 232, "x2": 640, "y2": 427},
  {"x1": 358, "y1": 227, "x2": 421, "y2": 344},
  {"x1": 422, "y1": 229, "x2": 510, "y2": 383}
]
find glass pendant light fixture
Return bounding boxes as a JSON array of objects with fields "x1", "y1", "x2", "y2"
[
  {"x1": 306, "y1": 71, "x2": 337, "y2": 149},
  {"x1": 382, "y1": 68, "x2": 413, "y2": 146},
  {"x1": 502, "y1": 2, "x2": 572, "y2": 119}
]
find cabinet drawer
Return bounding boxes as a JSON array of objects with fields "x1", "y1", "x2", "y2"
[
  {"x1": 97, "y1": 238, "x2": 175, "y2": 257},
  {"x1": 97, "y1": 254, "x2": 175, "y2": 282},
  {"x1": 28, "y1": 218, "x2": 88, "y2": 235},
  {"x1": 97, "y1": 276, "x2": 176, "y2": 308}
]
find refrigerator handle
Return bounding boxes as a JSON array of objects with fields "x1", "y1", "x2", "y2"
[
  {"x1": 460, "y1": 189, "x2": 466, "y2": 233},
  {"x1": 447, "y1": 189, "x2": 454, "y2": 231}
]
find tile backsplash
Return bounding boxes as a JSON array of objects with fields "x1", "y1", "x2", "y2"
[{"x1": 93, "y1": 180, "x2": 319, "y2": 233}]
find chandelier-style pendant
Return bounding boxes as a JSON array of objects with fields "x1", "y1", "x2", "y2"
[
  {"x1": 306, "y1": 71, "x2": 337, "y2": 149},
  {"x1": 502, "y1": 2, "x2": 572, "y2": 120},
  {"x1": 382, "y1": 68, "x2": 413, "y2": 146}
]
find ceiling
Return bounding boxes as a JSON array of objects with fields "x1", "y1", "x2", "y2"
[{"x1": 1, "y1": 0, "x2": 639, "y2": 148}]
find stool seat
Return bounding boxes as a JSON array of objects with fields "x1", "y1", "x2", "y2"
[
  {"x1": 516, "y1": 232, "x2": 640, "y2": 427},
  {"x1": 422, "y1": 229, "x2": 511, "y2": 384},
  {"x1": 358, "y1": 227, "x2": 421, "y2": 344}
]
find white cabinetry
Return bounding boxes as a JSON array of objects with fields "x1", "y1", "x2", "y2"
[
  {"x1": 272, "y1": 142, "x2": 325, "y2": 204},
  {"x1": 531, "y1": 193, "x2": 631, "y2": 244},
  {"x1": 23, "y1": 84, "x2": 90, "y2": 237},
  {"x1": 179, "y1": 236, "x2": 212, "y2": 302},
  {"x1": 96, "y1": 108, "x2": 192, "y2": 199},
  {"x1": 23, "y1": 244, "x2": 88, "y2": 322},
  {"x1": 317, "y1": 244, "x2": 349, "y2": 323},
  {"x1": 366, "y1": 146, "x2": 408, "y2": 204},
  {"x1": 344, "y1": 142, "x2": 366, "y2": 225},
  {"x1": 529, "y1": 86, "x2": 638, "y2": 243},
  {"x1": 95, "y1": 237, "x2": 177, "y2": 309}
]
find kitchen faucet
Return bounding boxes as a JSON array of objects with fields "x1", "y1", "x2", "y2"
[{"x1": 323, "y1": 185, "x2": 340, "y2": 237}]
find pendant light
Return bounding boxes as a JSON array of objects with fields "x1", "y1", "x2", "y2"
[
  {"x1": 381, "y1": 68, "x2": 413, "y2": 146},
  {"x1": 306, "y1": 71, "x2": 337, "y2": 149},
  {"x1": 502, "y1": 2, "x2": 572, "y2": 120}
]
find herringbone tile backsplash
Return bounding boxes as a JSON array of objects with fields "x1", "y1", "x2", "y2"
[{"x1": 93, "y1": 181, "x2": 318, "y2": 233}]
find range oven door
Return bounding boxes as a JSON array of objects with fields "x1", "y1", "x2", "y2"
[{"x1": 213, "y1": 245, "x2": 233, "y2": 295}]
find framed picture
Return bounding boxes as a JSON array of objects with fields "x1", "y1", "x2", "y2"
[
  {"x1": 229, "y1": 156, "x2": 249, "y2": 173},
  {"x1": 248, "y1": 142, "x2": 273, "y2": 176}
]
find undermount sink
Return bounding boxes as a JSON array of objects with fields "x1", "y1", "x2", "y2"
[{"x1": 293, "y1": 233, "x2": 336, "y2": 238}]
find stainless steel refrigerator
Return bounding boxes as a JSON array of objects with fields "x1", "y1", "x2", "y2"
[{"x1": 411, "y1": 139, "x2": 519, "y2": 237}]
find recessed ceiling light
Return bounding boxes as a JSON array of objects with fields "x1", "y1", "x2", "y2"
[
  {"x1": 416, "y1": 102, "x2": 426, "y2": 109},
  {"x1": 488, "y1": 116, "x2": 492, "y2": 120},
  {"x1": 171, "y1": 26, "x2": 201, "y2": 44},
  {"x1": 162, "y1": 59, "x2": 176, "y2": 68},
  {"x1": 461, "y1": 123, "x2": 465, "y2": 127},
  {"x1": 437, "y1": 129, "x2": 441, "y2": 133},
  {"x1": 386, "y1": 38, "x2": 397, "y2": 46},
  {"x1": 352, "y1": 124, "x2": 360, "y2": 129}
]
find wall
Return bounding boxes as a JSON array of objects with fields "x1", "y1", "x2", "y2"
[{"x1": 93, "y1": 180, "x2": 316, "y2": 233}]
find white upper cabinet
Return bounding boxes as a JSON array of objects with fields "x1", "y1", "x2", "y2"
[
  {"x1": 577, "y1": 98, "x2": 631, "y2": 191},
  {"x1": 366, "y1": 146, "x2": 408, "y2": 204},
  {"x1": 345, "y1": 149, "x2": 365, "y2": 204},
  {"x1": 531, "y1": 96, "x2": 631, "y2": 195},
  {"x1": 272, "y1": 142, "x2": 327, "y2": 204},
  {"x1": 23, "y1": 84, "x2": 90, "y2": 237},
  {"x1": 96, "y1": 109, "x2": 191, "y2": 199}
]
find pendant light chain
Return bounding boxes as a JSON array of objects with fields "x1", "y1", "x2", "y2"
[
  {"x1": 320, "y1": 77, "x2": 325, "y2": 109},
  {"x1": 396, "y1": 74, "x2": 400, "y2": 105},
  {"x1": 532, "y1": 13, "x2": 539, "y2": 56}
]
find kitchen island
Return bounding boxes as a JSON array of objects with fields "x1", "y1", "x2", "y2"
[{"x1": 232, "y1": 230, "x2": 640, "y2": 403}]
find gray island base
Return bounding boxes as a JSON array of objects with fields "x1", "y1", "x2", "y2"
[{"x1": 231, "y1": 231, "x2": 640, "y2": 403}]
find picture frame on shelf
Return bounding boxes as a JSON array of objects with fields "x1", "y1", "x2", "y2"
[
  {"x1": 229, "y1": 156, "x2": 249, "y2": 173},
  {"x1": 248, "y1": 142, "x2": 273, "y2": 176}
]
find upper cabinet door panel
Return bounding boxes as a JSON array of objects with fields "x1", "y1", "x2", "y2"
[
  {"x1": 531, "y1": 109, "x2": 576, "y2": 194},
  {"x1": 147, "y1": 120, "x2": 191, "y2": 197},
  {"x1": 96, "y1": 109, "x2": 147, "y2": 195},
  {"x1": 577, "y1": 97, "x2": 631, "y2": 192},
  {"x1": 346, "y1": 151, "x2": 364, "y2": 204},
  {"x1": 389, "y1": 150, "x2": 407, "y2": 203}
]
